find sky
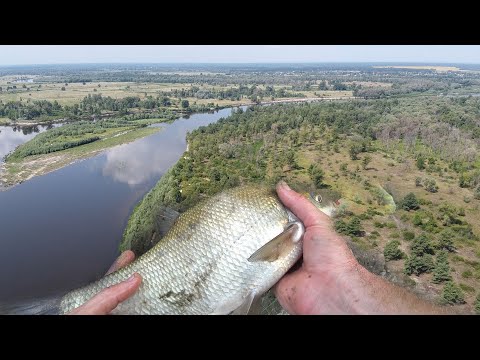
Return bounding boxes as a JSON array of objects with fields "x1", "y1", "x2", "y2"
[{"x1": 0, "y1": 45, "x2": 479, "y2": 65}]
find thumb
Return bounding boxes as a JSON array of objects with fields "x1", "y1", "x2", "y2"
[{"x1": 68, "y1": 273, "x2": 142, "y2": 315}]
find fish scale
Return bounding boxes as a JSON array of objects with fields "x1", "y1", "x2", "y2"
[{"x1": 58, "y1": 185, "x2": 303, "y2": 315}]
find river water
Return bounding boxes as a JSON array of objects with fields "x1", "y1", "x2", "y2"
[{"x1": 0, "y1": 108, "x2": 239, "y2": 302}]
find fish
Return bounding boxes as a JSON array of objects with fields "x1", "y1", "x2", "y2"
[{"x1": 2, "y1": 185, "x2": 305, "y2": 315}]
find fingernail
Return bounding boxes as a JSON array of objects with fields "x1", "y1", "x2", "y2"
[
  {"x1": 279, "y1": 180, "x2": 291, "y2": 190},
  {"x1": 126, "y1": 274, "x2": 137, "y2": 283}
]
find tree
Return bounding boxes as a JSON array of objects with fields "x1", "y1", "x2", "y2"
[
  {"x1": 432, "y1": 250, "x2": 452, "y2": 283},
  {"x1": 440, "y1": 282, "x2": 465, "y2": 305},
  {"x1": 401, "y1": 192, "x2": 420, "y2": 211},
  {"x1": 411, "y1": 233, "x2": 434, "y2": 256},
  {"x1": 362, "y1": 155, "x2": 372, "y2": 170},
  {"x1": 416, "y1": 156, "x2": 426, "y2": 170},
  {"x1": 384, "y1": 240, "x2": 404, "y2": 261},
  {"x1": 475, "y1": 293, "x2": 480, "y2": 315},
  {"x1": 349, "y1": 144, "x2": 361, "y2": 160},
  {"x1": 308, "y1": 164, "x2": 324, "y2": 188},
  {"x1": 437, "y1": 229, "x2": 456, "y2": 252},
  {"x1": 61, "y1": 87, "x2": 66, "y2": 91},
  {"x1": 181, "y1": 100, "x2": 190, "y2": 109},
  {"x1": 404, "y1": 254, "x2": 434, "y2": 276}
]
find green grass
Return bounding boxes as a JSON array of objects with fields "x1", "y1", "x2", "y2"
[{"x1": 0, "y1": 117, "x2": 10, "y2": 125}]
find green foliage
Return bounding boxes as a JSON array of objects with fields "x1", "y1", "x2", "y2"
[
  {"x1": 412, "y1": 211, "x2": 438, "y2": 232},
  {"x1": 181, "y1": 99, "x2": 190, "y2": 109},
  {"x1": 440, "y1": 282, "x2": 465, "y2": 305},
  {"x1": 462, "y1": 270, "x2": 473, "y2": 278},
  {"x1": 436, "y1": 229, "x2": 456, "y2": 252},
  {"x1": 474, "y1": 186, "x2": 480, "y2": 200},
  {"x1": 475, "y1": 293, "x2": 480, "y2": 314},
  {"x1": 410, "y1": 233, "x2": 434, "y2": 256},
  {"x1": 416, "y1": 156, "x2": 426, "y2": 170},
  {"x1": 308, "y1": 165, "x2": 325, "y2": 188},
  {"x1": 432, "y1": 250, "x2": 452, "y2": 284},
  {"x1": 384, "y1": 240, "x2": 404, "y2": 261},
  {"x1": 403, "y1": 231, "x2": 415, "y2": 241},
  {"x1": 459, "y1": 283, "x2": 475, "y2": 293},
  {"x1": 335, "y1": 216, "x2": 363, "y2": 237},
  {"x1": 6, "y1": 119, "x2": 145, "y2": 160},
  {"x1": 415, "y1": 177, "x2": 423, "y2": 187},
  {"x1": 401, "y1": 192, "x2": 420, "y2": 211},
  {"x1": 424, "y1": 178, "x2": 439, "y2": 193},
  {"x1": 404, "y1": 254, "x2": 435, "y2": 276},
  {"x1": 362, "y1": 155, "x2": 372, "y2": 169}
]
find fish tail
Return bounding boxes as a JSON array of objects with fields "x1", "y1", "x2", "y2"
[{"x1": 0, "y1": 296, "x2": 62, "y2": 315}]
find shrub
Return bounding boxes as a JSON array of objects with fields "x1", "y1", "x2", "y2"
[
  {"x1": 411, "y1": 233, "x2": 434, "y2": 256},
  {"x1": 401, "y1": 193, "x2": 420, "y2": 211},
  {"x1": 404, "y1": 254, "x2": 435, "y2": 275},
  {"x1": 440, "y1": 282, "x2": 465, "y2": 305},
  {"x1": 432, "y1": 250, "x2": 452, "y2": 284},
  {"x1": 475, "y1": 293, "x2": 480, "y2": 314},
  {"x1": 436, "y1": 229, "x2": 456, "y2": 252},
  {"x1": 424, "y1": 178, "x2": 439, "y2": 193},
  {"x1": 403, "y1": 231, "x2": 415, "y2": 241},
  {"x1": 384, "y1": 240, "x2": 404, "y2": 261},
  {"x1": 415, "y1": 177, "x2": 423, "y2": 187},
  {"x1": 462, "y1": 270, "x2": 473, "y2": 278}
]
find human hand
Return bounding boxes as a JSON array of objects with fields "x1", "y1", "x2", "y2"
[
  {"x1": 274, "y1": 181, "x2": 360, "y2": 314},
  {"x1": 68, "y1": 250, "x2": 142, "y2": 315}
]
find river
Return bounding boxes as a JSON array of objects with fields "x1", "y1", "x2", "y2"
[{"x1": 0, "y1": 108, "x2": 240, "y2": 302}]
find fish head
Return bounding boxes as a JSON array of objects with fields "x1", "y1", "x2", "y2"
[{"x1": 303, "y1": 191, "x2": 339, "y2": 218}]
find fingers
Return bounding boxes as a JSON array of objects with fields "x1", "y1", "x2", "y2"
[
  {"x1": 68, "y1": 273, "x2": 142, "y2": 315},
  {"x1": 106, "y1": 250, "x2": 136, "y2": 275},
  {"x1": 276, "y1": 181, "x2": 330, "y2": 227}
]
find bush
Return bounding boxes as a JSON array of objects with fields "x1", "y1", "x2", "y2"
[
  {"x1": 432, "y1": 250, "x2": 452, "y2": 284},
  {"x1": 384, "y1": 240, "x2": 404, "y2": 261},
  {"x1": 403, "y1": 231, "x2": 415, "y2": 241},
  {"x1": 335, "y1": 216, "x2": 363, "y2": 237},
  {"x1": 440, "y1": 282, "x2": 465, "y2": 305},
  {"x1": 475, "y1": 293, "x2": 480, "y2": 314},
  {"x1": 436, "y1": 229, "x2": 456, "y2": 252},
  {"x1": 401, "y1": 192, "x2": 420, "y2": 211},
  {"x1": 424, "y1": 178, "x2": 439, "y2": 193},
  {"x1": 475, "y1": 186, "x2": 480, "y2": 200},
  {"x1": 412, "y1": 211, "x2": 438, "y2": 232},
  {"x1": 462, "y1": 270, "x2": 473, "y2": 278},
  {"x1": 404, "y1": 254, "x2": 435, "y2": 276},
  {"x1": 410, "y1": 233, "x2": 434, "y2": 256},
  {"x1": 415, "y1": 177, "x2": 423, "y2": 187}
]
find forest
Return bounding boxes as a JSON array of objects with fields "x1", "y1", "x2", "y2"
[{"x1": 123, "y1": 98, "x2": 480, "y2": 313}]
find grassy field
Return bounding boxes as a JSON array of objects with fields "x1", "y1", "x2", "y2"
[
  {"x1": 0, "y1": 80, "x2": 192, "y2": 106},
  {"x1": 0, "y1": 77, "x2": 354, "y2": 107},
  {"x1": 373, "y1": 65, "x2": 461, "y2": 72},
  {"x1": 1, "y1": 125, "x2": 161, "y2": 186}
]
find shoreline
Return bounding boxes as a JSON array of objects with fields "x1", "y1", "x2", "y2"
[
  {"x1": 0, "y1": 96, "x2": 356, "y2": 190},
  {"x1": 0, "y1": 126, "x2": 161, "y2": 189}
]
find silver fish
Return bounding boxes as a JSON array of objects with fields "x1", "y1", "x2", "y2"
[{"x1": 59, "y1": 184, "x2": 305, "y2": 315}]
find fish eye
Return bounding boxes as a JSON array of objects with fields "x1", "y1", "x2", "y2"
[{"x1": 314, "y1": 194, "x2": 322, "y2": 203}]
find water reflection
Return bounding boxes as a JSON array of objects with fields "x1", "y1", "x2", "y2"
[
  {"x1": 0, "y1": 108, "x2": 240, "y2": 302},
  {"x1": 0, "y1": 125, "x2": 56, "y2": 160}
]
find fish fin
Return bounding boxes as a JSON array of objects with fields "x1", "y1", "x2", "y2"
[
  {"x1": 0, "y1": 295, "x2": 62, "y2": 315},
  {"x1": 231, "y1": 291, "x2": 262, "y2": 315},
  {"x1": 248, "y1": 222, "x2": 304, "y2": 263},
  {"x1": 155, "y1": 206, "x2": 180, "y2": 239}
]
